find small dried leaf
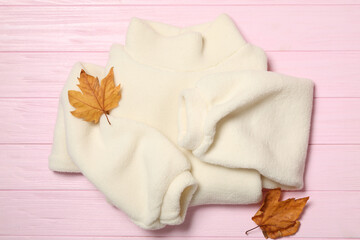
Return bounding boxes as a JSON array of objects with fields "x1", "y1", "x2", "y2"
[
  {"x1": 247, "y1": 188, "x2": 309, "y2": 239},
  {"x1": 68, "y1": 67, "x2": 121, "y2": 125}
]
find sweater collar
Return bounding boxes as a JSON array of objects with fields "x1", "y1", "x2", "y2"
[{"x1": 124, "y1": 14, "x2": 247, "y2": 71}]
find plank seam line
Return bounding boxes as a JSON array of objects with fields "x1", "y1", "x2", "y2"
[
  {"x1": 1, "y1": 97, "x2": 360, "y2": 99},
  {"x1": 1, "y1": 143, "x2": 360, "y2": 146},
  {"x1": 0, "y1": 235, "x2": 358, "y2": 239},
  {"x1": 0, "y1": 143, "x2": 52, "y2": 145},
  {"x1": 0, "y1": 3, "x2": 360, "y2": 7},
  {"x1": 0, "y1": 189, "x2": 359, "y2": 192},
  {"x1": 2, "y1": 50, "x2": 360, "y2": 53},
  {"x1": 0, "y1": 51, "x2": 109, "y2": 53}
]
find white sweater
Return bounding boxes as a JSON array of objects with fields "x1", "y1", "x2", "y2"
[{"x1": 49, "y1": 14, "x2": 313, "y2": 229}]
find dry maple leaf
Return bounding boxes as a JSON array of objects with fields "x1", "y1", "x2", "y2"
[
  {"x1": 246, "y1": 188, "x2": 309, "y2": 239},
  {"x1": 68, "y1": 67, "x2": 121, "y2": 125}
]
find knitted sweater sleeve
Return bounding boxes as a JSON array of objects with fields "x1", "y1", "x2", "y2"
[
  {"x1": 178, "y1": 70, "x2": 314, "y2": 189},
  {"x1": 48, "y1": 63, "x2": 105, "y2": 173},
  {"x1": 49, "y1": 62, "x2": 198, "y2": 230}
]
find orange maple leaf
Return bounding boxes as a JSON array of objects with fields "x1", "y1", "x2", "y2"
[
  {"x1": 246, "y1": 188, "x2": 309, "y2": 239},
  {"x1": 68, "y1": 67, "x2": 121, "y2": 125}
]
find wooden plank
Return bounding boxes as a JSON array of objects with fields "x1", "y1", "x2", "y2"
[
  {"x1": 0, "y1": 191, "x2": 358, "y2": 237},
  {"x1": 1, "y1": 0, "x2": 359, "y2": 5},
  {"x1": 0, "y1": 52, "x2": 108, "y2": 98},
  {"x1": 266, "y1": 51, "x2": 360, "y2": 98},
  {"x1": 0, "y1": 98, "x2": 359, "y2": 144},
  {"x1": 303, "y1": 145, "x2": 360, "y2": 190},
  {"x1": 0, "y1": 238, "x2": 272, "y2": 240},
  {"x1": 310, "y1": 98, "x2": 360, "y2": 144},
  {"x1": 1, "y1": 145, "x2": 359, "y2": 191},
  {"x1": 1, "y1": 51, "x2": 360, "y2": 98},
  {"x1": 0, "y1": 99, "x2": 58, "y2": 144},
  {"x1": 1, "y1": 237, "x2": 354, "y2": 240},
  {"x1": 0, "y1": 145, "x2": 93, "y2": 190},
  {"x1": 1, "y1": 6, "x2": 360, "y2": 51}
]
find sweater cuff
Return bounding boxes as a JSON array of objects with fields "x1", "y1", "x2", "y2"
[
  {"x1": 178, "y1": 88, "x2": 216, "y2": 156},
  {"x1": 160, "y1": 171, "x2": 198, "y2": 225},
  {"x1": 49, "y1": 154, "x2": 81, "y2": 173}
]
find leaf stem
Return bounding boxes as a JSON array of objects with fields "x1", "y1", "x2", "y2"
[
  {"x1": 245, "y1": 225, "x2": 260, "y2": 235},
  {"x1": 104, "y1": 113, "x2": 111, "y2": 125}
]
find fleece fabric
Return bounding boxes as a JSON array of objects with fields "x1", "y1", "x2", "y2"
[
  {"x1": 50, "y1": 62, "x2": 198, "y2": 230},
  {"x1": 178, "y1": 70, "x2": 314, "y2": 189},
  {"x1": 49, "y1": 13, "x2": 270, "y2": 214},
  {"x1": 48, "y1": 14, "x2": 313, "y2": 229}
]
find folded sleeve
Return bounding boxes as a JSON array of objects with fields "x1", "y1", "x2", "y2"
[
  {"x1": 48, "y1": 62, "x2": 106, "y2": 173},
  {"x1": 49, "y1": 62, "x2": 198, "y2": 230},
  {"x1": 178, "y1": 70, "x2": 314, "y2": 189},
  {"x1": 48, "y1": 96, "x2": 80, "y2": 172}
]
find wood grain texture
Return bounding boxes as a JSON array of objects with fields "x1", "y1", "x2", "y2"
[
  {"x1": 1, "y1": 5, "x2": 360, "y2": 51},
  {"x1": 1, "y1": 1, "x2": 360, "y2": 239},
  {"x1": 0, "y1": 52, "x2": 108, "y2": 98},
  {"x1": 1, "y1": 0, "x2": 359, "y2": 5},
  {"x1": 1, "y1": 98, "x2": 359, "y2": 144},
  {"x1": 0, "y1": 191, "x2": 358, "y2": 238},
  {"x1": 1, "y1": 144, "x2": 359, "y2": 191},
  {"x1": 0, "y1": 238, "x2": 355, "y2": 240},
  {"x1": 310, "y1": 98, "x2": 360, "y2": 144},
  {"x1": 2, "y1": 51, "x2": 360, "y2": 98}
]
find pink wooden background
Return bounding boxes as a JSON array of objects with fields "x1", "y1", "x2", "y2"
[{"x1": 1, "y1": 0, "x2": 360, "y2": 239}]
